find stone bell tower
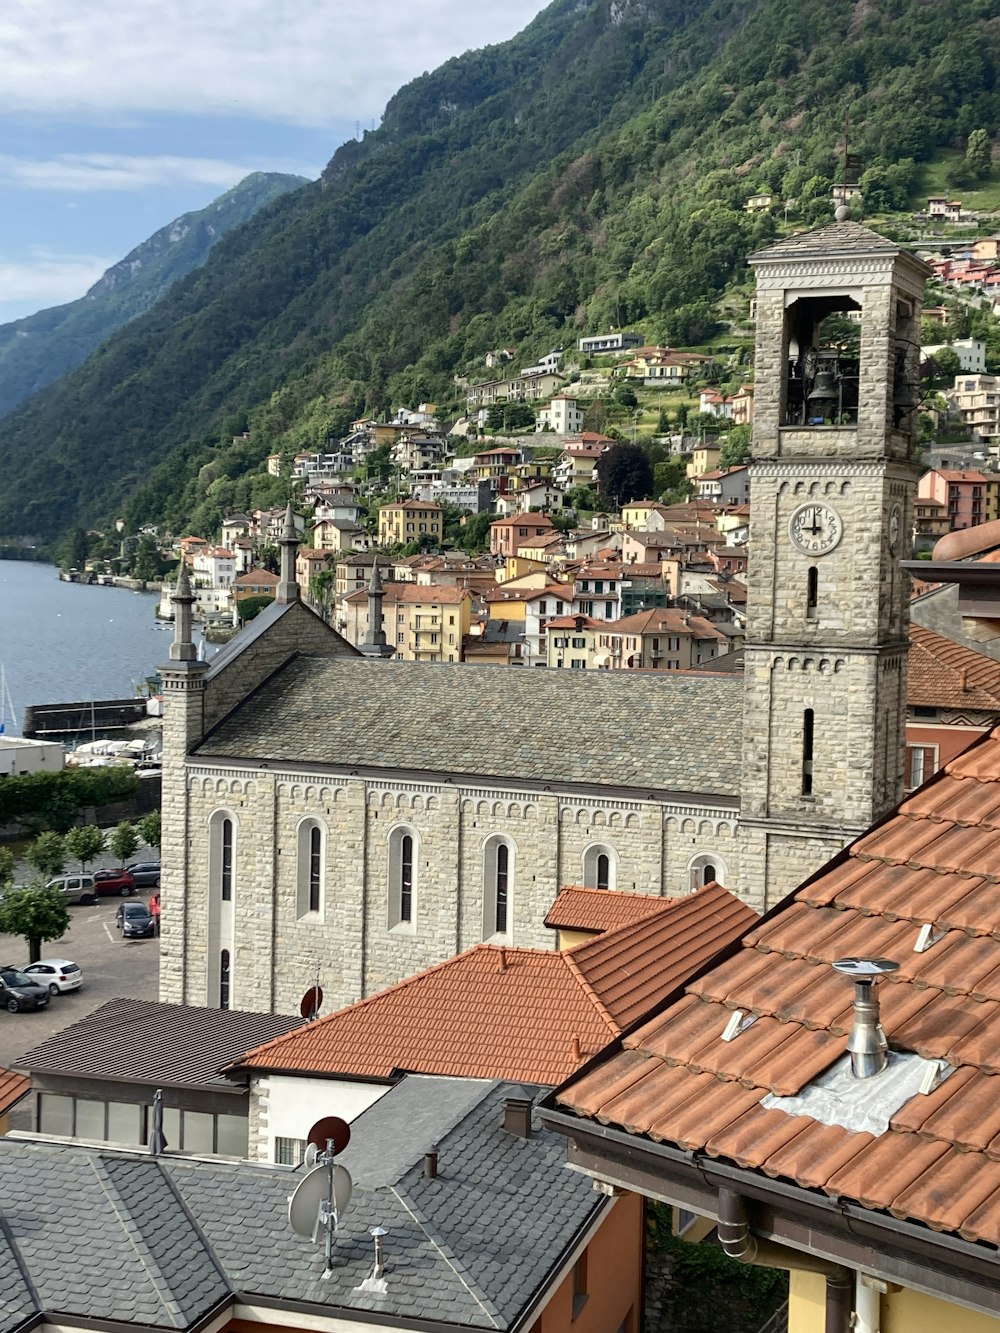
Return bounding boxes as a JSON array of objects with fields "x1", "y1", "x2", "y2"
[{"x1": 737, "y1": 219, "x2": 930, "y2": 912}]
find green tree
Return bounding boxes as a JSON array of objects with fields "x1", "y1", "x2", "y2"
[
  {"x1": 566, "y1": 484, "x2": 599, "y2": 511},
  {"x1": 614, "y1": 383, "x2": 638, "y2": 409},
  {"x1": 64, "y1": 824, "x2": 105, "y2": 873},
  {"x1": 0, "y1": 848, "x2": 14, "y2": 887},
  {"x1": 137, "y1": 810, "x2": 162, "y2": 851},
  {"x1": 595, "y1": 443, "x2": 654, "y2": 507},
  {"x1": 238, "y1": 594, "x2": 275, "y2": 622},
  {"x1": 967, "y1": 128, "x2": 993, "y2": 181},
  {"x1": 108, "y1": 820, "x2": 139, "y2": 866},
  {"x1": 720, "y1": 424, "x2": 753, "y2": 468},
  {"x1": 26, "y1": 831, "x2": 65, "y2": 880},
  {"x1": 925, "y1": 347, "x2": 962, "y2": 387},
  {"x1": 654, "y1": 458, "x2": 692, "y2": 502},
  {"x1": 0, "y1": 885, "x2": 71, "y2": 964}
]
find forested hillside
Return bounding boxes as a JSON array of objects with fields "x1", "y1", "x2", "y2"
[
  {"x1": 0, "y1": 173, "x2": 306, "y2": 422},
  {"x1": 0, "y1": 0, "x2": 997, "y2": 542}
]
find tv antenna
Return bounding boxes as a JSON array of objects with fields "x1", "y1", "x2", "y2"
[{"x1": 287, "y1": 1115, "x2": 353, "y2": 1278}]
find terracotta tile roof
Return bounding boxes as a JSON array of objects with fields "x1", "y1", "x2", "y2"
[
  {"x1": 231, "y1": 890, "x2": 752, "y2": 1086},
  {"x1": 0, "y1": 1067, "x2": 30, "y2": 1114},
  {"x1": 557, "y1": 722, "x2": 1000, "y2": 1245},
  {"x1": 545, "y1": 886, "x2": 672, "y2": 933},
  {"x1": 908, "y1": 623, "x2": 1000, "y2": 710}
]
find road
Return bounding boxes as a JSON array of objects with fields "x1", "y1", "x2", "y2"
[{"x1": 0, "y1": 893, "x2": 160, "y2": 1129}]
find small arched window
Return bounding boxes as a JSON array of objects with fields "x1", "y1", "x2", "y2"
[
  {"x1": 688, "y1": 853, "x2": 727, "y2": 892},
  {"x1": 388, "y1": 826, "x2": 418, "y2": 931},
  {"x1": 220, "y1": 818, "x2": 233, "y2": 902},
  {"x1": 483, "y1": 836, "x2": 515, "y2": 939},
  {"x1": 219, "y1": 949, "x2": 231, "y2": 1010},
  {"x1": 297, "y1": 819, "x2": 326, "y2": 919},
  {"x1": 582, "y1": 844, "x2": 618, "y2": 891}
]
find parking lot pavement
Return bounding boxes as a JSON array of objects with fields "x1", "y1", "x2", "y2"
[{"x1": 0, "y1": 893, "x2": 160, "y2": 1129}]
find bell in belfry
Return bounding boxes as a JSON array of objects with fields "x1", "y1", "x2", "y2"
[{"x1": 806, "y1": 367, "x2": 838, "y2": 421}]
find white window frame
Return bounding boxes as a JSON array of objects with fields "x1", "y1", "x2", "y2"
[
  {"x1": 582, "y1": 843, "x2": 618, "y2": 891},
  {"x1": 296, "y1": 817, "x2": 327, "y2": 920},
  {"x1": 687, "y1": 852, "x2": 727, "y2": 892},
  {"x1": 482, "y1": 834, "x2": 515, "y2": 941},
  {"x1": 388, "y1": 824, "x2": 418, "y2": 933}
]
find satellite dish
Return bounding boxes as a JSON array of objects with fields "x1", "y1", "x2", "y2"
[
  {"x1": 288, "y1": 1163, "x2": 353, "y2": 1239},
  {"x1": 307, "y1": 1115, "x2": 351, "y2": 1155},
  {"x1": 300, "y1": 985, "x2": 324, "y2": 1020},
  {"x1": 304, "y1": 1142, "x2": 319, "y2": 1168}
]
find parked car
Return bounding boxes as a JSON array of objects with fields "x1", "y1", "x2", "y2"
[
  {"x1": 93, "y1": 868, "x2": 137, "y2": 896},
  {"x1": 0, "y1": 967, "x2": 49, "y2": 1012},
  {"x1": 24, "y1": 959, "x2": 83, "y2": 995},
  {"x1": 127, "y1": 862, "x2": 161, "y2": 888},
  {"x1": 44, "y1": 875, "x2": 97, "y2": 906},
  {"x1": 115, "y1": 901, "x2": 156, "y2": 939}
]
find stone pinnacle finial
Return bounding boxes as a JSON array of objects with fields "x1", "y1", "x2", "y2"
[
  {"x1": 359, "y1": 554, "x2": 393, "y2": 658},
  {"x1": 169, "y1": 561, "x2": 197, "y2": 662},
  {"x1": 276, "y1": 501, "x2": 301, "y2": 604}
]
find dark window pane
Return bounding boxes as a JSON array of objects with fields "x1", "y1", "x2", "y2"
[
  {"x1": 309, "y1": 826, "x2": 322, "y2": 913},
  {"x1": 400, "y1": 835, "x2": 413, "y2": 922},
  {"x1": 221, "y1": 819, "x2": 233, "y2": 901},
  {"x1": 596, "y1": 854, "x2": 609, "y2": 892},
  {"x1": 495, "y1": 844, "x2": 509, "y2": 934},
  {"x1": 220, "y1": 949, "x2": 231, "y2": 1010}
]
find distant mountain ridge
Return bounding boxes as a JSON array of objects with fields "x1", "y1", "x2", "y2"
[
  {"x1": 0, "y1": 0, "x2": 997, "y2": 542},
  {"x1": 0, "y1": 171, "x2": 307, "y2": 418}
]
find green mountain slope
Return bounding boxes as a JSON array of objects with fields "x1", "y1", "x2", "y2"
[
  {"x1": 0, "y1": 0, "x2": 997, "y2": 542},
  {"x1": 0, "y1": 172, "x2": 306, "y2": 419}
]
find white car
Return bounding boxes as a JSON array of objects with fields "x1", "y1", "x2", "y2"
[{"x1": 23, "y1": 959, "x2": 83, "y2": 995}]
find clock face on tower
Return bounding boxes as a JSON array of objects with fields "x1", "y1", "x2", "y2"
[{"x1": 788, "y1": 502, "x2": 843, "y2": 556}]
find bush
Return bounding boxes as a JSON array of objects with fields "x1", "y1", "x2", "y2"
[{"x1": 0, "y1": 767, "x2": 138, "y2": 830}]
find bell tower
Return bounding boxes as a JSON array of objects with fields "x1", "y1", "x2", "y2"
[{"x1": 737, "y1": 220, "x2": 930, "y2": 912}]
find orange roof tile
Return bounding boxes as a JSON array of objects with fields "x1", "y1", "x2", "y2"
[
  {"x1": 232, "y1": 888, "x2": 752, "y2": 1087},
  {"x1": 556, "y1": 717, "x2": 1000, "y2": 1246},
  {"x1": 545, "y1": 886, "x2": 675, "y2": 933},
  {"x1": 0, "y1": 1068, "x2": 29, "y2": 1115},
  {"x1": 908, "y1": 623, "x2": 1000, "y2": 710}
]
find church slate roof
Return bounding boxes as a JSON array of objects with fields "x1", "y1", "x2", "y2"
[
  {"x1": 194, "y1": 655, "x2": 743, "y2": 796},
  {"x1": 749, "y1": 219, "x2": 905, "y2": 262}
]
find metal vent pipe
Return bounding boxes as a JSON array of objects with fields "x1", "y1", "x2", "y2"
[{"x1": 832, "y1": 958, "x2": 899, "y2": 1079}]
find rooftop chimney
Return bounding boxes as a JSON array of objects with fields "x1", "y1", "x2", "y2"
[
  {"x1": 832, "y1": 958, "x2": 900, "y2": 1079},
  {"x1": 503, "y1": 1096, "x2": 533, "y2": 1138},
  {"x1": 423, "y1": 1149, "x2": 439, "y2": 1179}
]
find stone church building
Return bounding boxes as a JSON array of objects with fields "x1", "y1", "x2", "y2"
[{"x1": 158, "y1": 221, "x2": 930, "y2": 1016}]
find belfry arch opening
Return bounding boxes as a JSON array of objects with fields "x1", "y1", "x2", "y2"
[{"x1": 783, "y1": 296, "x2": 862, "y2": 427}]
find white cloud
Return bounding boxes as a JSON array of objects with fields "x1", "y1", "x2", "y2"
[
  {"x1": 0, "y1": 0, "x2": 550, "y2": 126},
  {"x1": 0, "y1": 251, "x2": 114, "y2": 302},
  {"x1": 0, "y1": 153, "x2": 320, "y2": 192}
]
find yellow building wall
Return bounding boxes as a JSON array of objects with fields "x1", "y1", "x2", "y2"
[{"x1": 789, "y1": 1271, "x2": 1000, "y2": 1333}]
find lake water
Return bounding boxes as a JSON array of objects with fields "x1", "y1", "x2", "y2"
[{"x1": 0, "y1": 561, "x2": 177, "y2": 735}]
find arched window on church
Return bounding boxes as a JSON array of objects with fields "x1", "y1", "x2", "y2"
[
  {"x1": 806, "y1": 566, "x2": 818, "y2": 618},
  {"x1": 688, "y1": 853, "x2": 727, "y2": 893},
  {"x1": 220, "y1": 818, "x2": 233, "y2": 901},
  {"x1": 582, "y1": 844, "x2": 618, "y2": 891},
  {"x1": 207, "y1": 810, "x2": 237, "y2": 1010},
  {"x1": 483, "y1": 835, "x2": 515, "y2": 940},
  {"x1": 388, "y1": 826, "x2": 418, "y2": 931},
  {"x1": 296, "y1": 819, "x2": 326, "y2": 919}
]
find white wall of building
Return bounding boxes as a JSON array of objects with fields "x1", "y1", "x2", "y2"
[
  {"x1": 254, "y1": 1073, "x2": 391, "y2": 1161},
  {"x1": 0, "y1": 737, "x2": 65, "y2": 775}
]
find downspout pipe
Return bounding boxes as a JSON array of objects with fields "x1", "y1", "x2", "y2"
[{"x1": 716, "y1": 1190, "x2": 853, "y2": 1333}]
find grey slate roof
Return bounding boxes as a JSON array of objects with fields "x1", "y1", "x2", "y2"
[
  {"x1": 749, "y1": 220, "x2": 903, "y2": 262},
  {"x1": 195, "y1": 654, "x2": 743, "y2": 797},
  {"x1": 0, "y1": 1079, "x2": 604, "y2": 1333},
  {"x1": 16, "y1": 998, "x2": 302, "y2": 1089}
]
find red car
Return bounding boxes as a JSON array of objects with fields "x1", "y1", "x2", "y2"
[{"x1": 92, "y1": 867, "x2": 138, "y2": 896}]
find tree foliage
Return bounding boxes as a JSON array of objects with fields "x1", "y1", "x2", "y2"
[
  {"x1": 64, "y1": 824, "x2": 105, "y2": 872},
  {"x1": 137, "y1": 810, "x2": 162, "y2": 851},
  {"x1": 26, "y1": 832, "x2": 66, "y2": 880},
  {"x1": 0, "y1": 767, "x2": 138, "y2": 829},
  {"x1": 720, "y1": 424, "x2": 753, "y2": 468},
  {"x1": 0, "y1": 886, "x2": 71, "y2": 964},
  {"x1": 108, "y1": 820, "x2": 140, "y2": 866},
  {"x1": 596, "y1": 443, "x2": 654, "y2": 506}
]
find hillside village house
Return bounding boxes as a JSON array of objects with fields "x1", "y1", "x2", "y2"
[
  {"x1": 489, "y1": 512, "x2": 556, "y2": 558},
  {"x1": 949, "y1": 372, "x2": 1000, "y2": 444},
  {"x1": 577, "y1": 330, "x2": 644, "y2": 354},
  {"x1": 696, "y1": 466, "x2": 750, "y2": 505},
  {"x1": 546, "y1": 609, "x2": 725, "y2": 671},
  {"x1": 918, "y1": 468, "x2": 989, "y2": 529},
  {"x1": 156, "y1": 223, "x2": 932, "y2": 1024},
  {"x1": 232, "y1": 567, "x2": 279, "y2": 602},
  {"x1": 536, "y1": 393, "x2": 583, "y2": 433},
  {"x1": 923, "y1": 337, "x2": 987, "y2": 372},
  {"x1": 342, "y1": 583, "x2": 475, "y2": 663},
  {"x1": 686, "y1": 439, "x2": 721, "y2": 478},
  {"x1": 552, "y1": 441, "x2": 606, "y2": 488},
  {"x1": 377, "y1": 498, "x2": 442, "y2": 547}
]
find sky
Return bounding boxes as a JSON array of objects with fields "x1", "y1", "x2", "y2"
[{"x1": 0, "y1": 0, "x2": 550, "y2": 324}]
